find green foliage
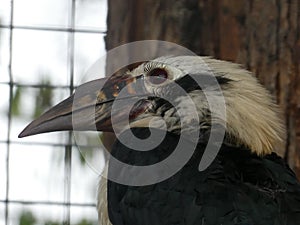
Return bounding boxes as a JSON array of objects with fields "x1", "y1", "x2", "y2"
[
  {"x1": 11, "y1": 77, "x2": 53, "y2": 119},
  {"x1": 44, "y1": 221, "x2": 60, "y2": 225},
  {"x1": 78, "y1": 134, "x2": 100, "y2": 165},
  {"x1": 44, "y1": 218, "x2": 96, "y2": 225},
  {"x1": 19, "y1": 210, "x2": 36, "y2": 225},
  {"x1": 18, "y1": 210, "x2": 96, "y2": 225},
  {"x1": 11, "y1": 86, "x2": 22, "y2": 116},
  {"x1": 33, "y1": 78, "x2": 53, "y2": 118},
  {"x1": 76, "y1": 218, "x2": 96, "y2": 225}
]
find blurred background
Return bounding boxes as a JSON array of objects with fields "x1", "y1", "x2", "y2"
[
  {"x1": 1, "y1": 0, "x2": 300, "y2": 225},
  {"x1": 0, "y1": 0, "x2": 107, "y2": 224}
]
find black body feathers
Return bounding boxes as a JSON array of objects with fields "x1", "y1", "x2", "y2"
[{"x1": 108, "y1": 128, "x2": 300, "y2": 225}]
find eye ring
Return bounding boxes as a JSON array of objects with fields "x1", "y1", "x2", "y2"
[{"x1": 147, "y1": 68, "x2": 168, "y2": 85}]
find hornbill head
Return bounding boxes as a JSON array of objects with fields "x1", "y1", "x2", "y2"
[{"x1": 19, "y1": 56, "x2": 283, "y2": 156}]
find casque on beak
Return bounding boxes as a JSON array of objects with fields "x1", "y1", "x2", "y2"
[{"x1": 18, "y1": 74, "x2": 150, "y2": 138}]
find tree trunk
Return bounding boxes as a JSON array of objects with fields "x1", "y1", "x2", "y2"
[{"x1": 105, "y1": 0, "x2": 300, "y2": 177}]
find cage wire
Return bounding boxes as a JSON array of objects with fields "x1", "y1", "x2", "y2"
[{"x1": 0, "y1": 0, "x2": 107, "y2": 224}]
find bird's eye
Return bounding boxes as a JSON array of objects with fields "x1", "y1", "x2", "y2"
[{"x1": 147, "y1": 68, "x2": 168, "y2": 85}]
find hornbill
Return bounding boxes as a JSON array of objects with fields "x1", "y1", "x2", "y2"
[{"x1": 19, "y1": 56, "x2": 300, "y2": 225}]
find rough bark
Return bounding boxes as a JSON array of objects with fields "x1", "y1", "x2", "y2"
[{"x1": 106, "y1": 0, "x2": 300, "y2": 177}]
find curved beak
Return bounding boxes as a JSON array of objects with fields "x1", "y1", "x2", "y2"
[{"x1": 18, "y1": 75, "x2": 150, "y2": 138}]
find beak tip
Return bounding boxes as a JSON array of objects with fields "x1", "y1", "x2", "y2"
[
  {"x1": 18, "y1": 130, "x2": 28, "y2": 138},
  {"x1": 18, "y1": 124, "x2": 37, "y2": 138}
]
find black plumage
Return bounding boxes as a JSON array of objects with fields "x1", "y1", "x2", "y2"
[
  {"x1": 108, "y1": 128, "x2": 300, "y2": 225},
  {"x1": 18, "y1": 56, "x2": 300, "y2": 225}
]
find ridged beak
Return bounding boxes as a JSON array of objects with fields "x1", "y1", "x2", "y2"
[{"x1": 18, "y1": 75, "x2": 150, "y2": 138}]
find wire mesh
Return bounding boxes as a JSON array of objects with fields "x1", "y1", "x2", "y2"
[{"x1": 0, "y1": 0, "x2": 107, "y2": 224}]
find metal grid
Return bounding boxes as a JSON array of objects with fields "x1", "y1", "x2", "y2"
[{"x1": 0, "y1": 0, "x2": 107, "y2": 224}]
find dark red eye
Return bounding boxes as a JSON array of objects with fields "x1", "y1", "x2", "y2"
[{"x1": 148, "y1": 68, "x2": 168, "y2": 85}]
